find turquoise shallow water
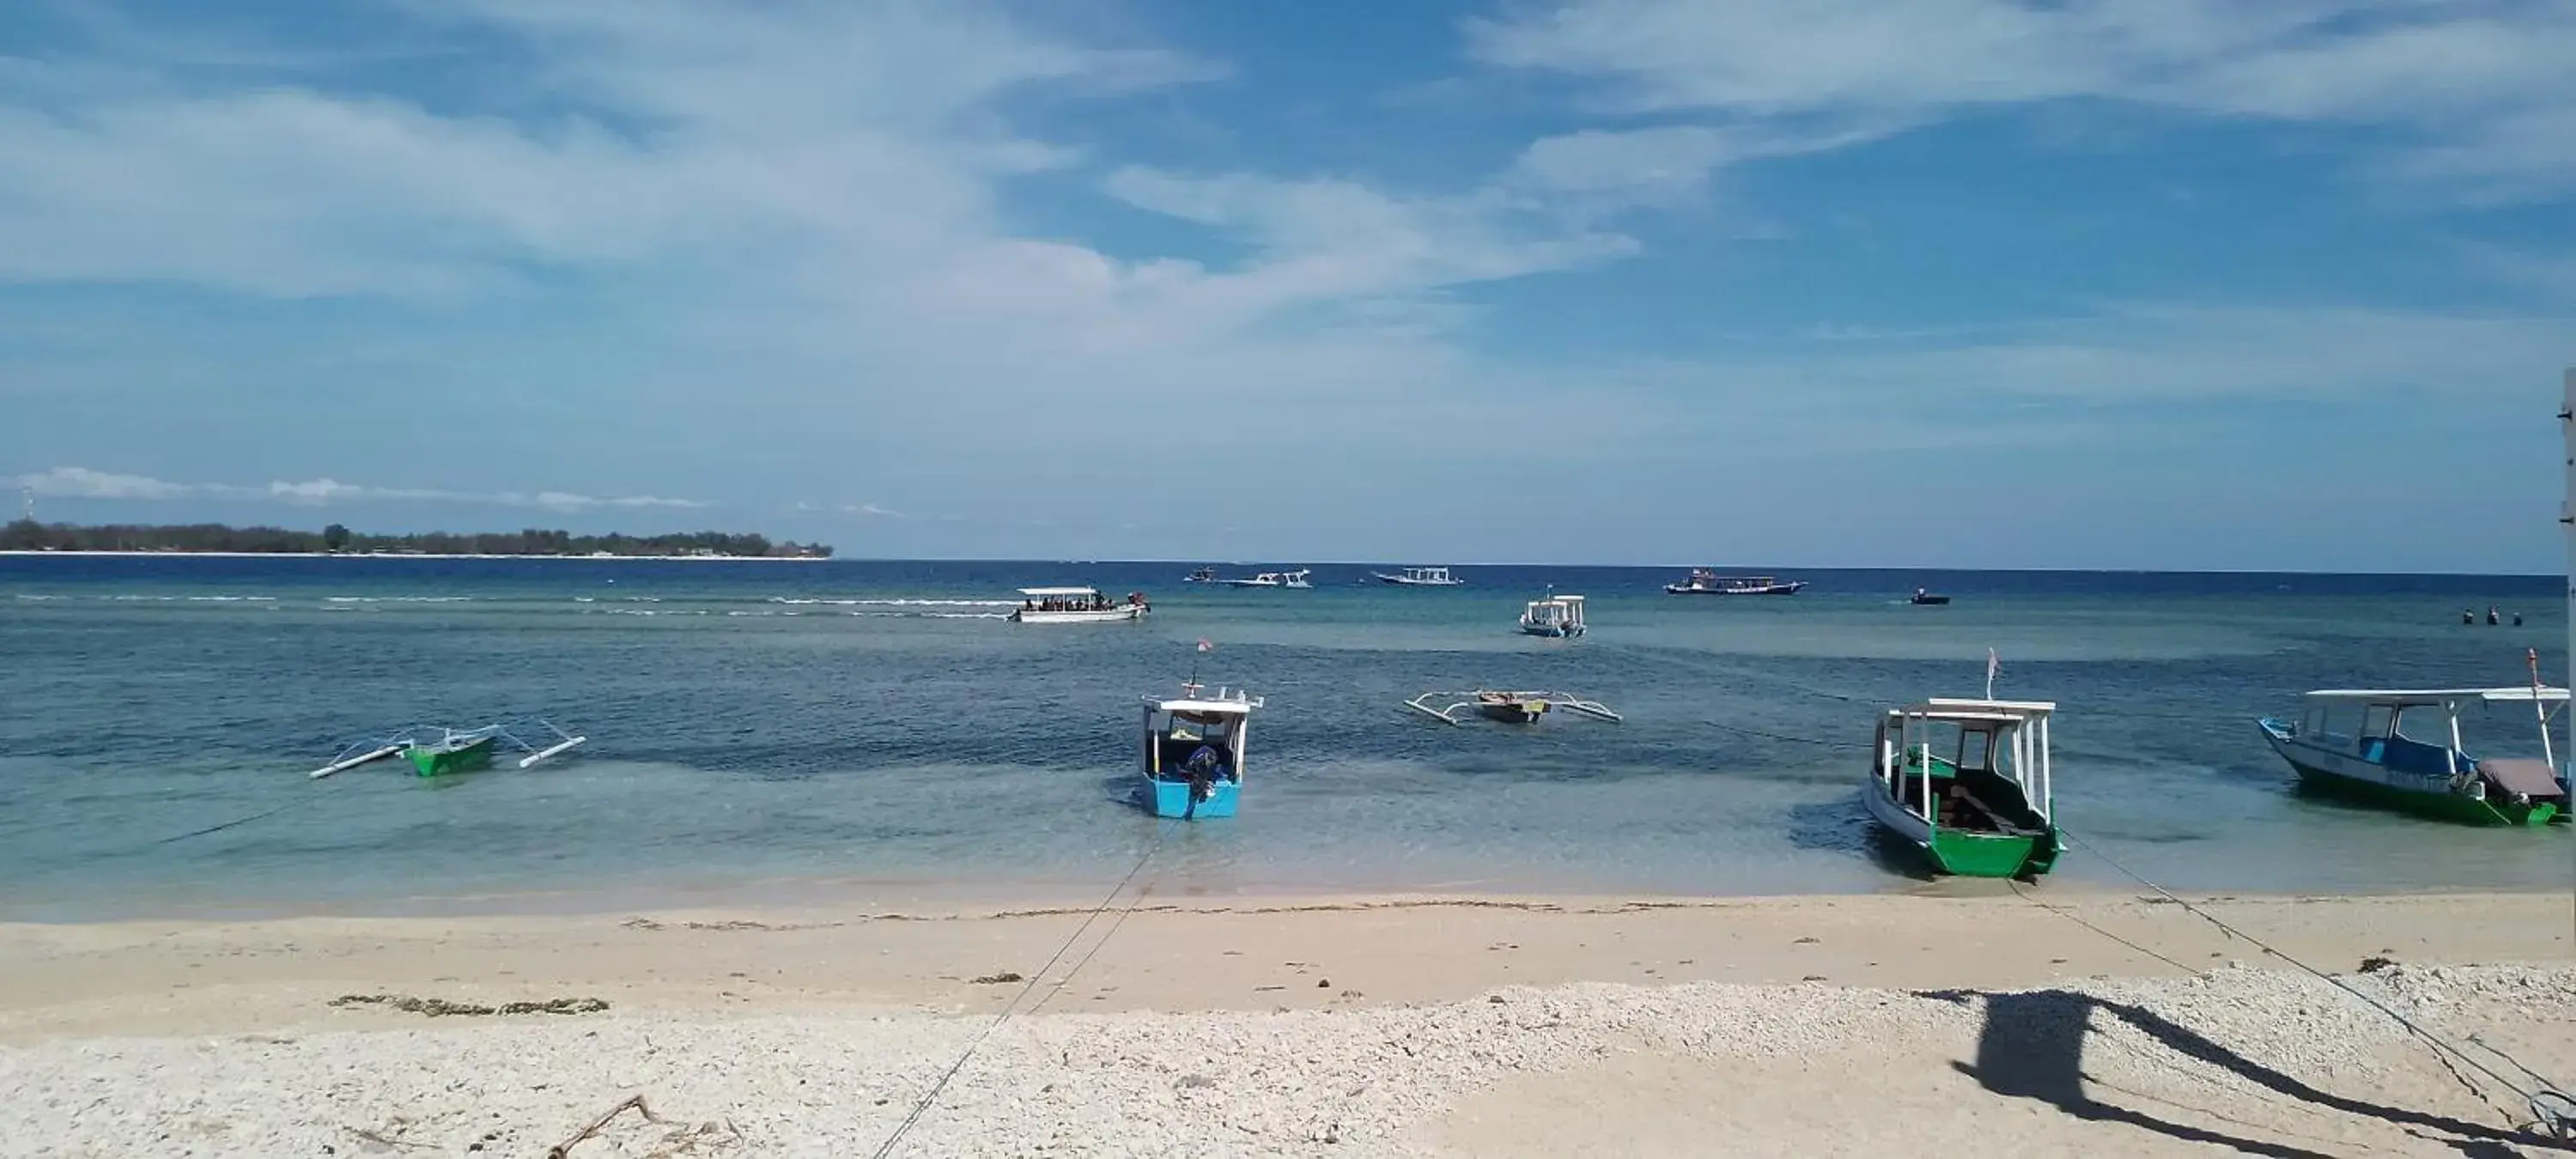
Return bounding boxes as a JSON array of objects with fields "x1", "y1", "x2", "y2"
[{"x1": 1, "y1": 556, "x2": 2570, "y2": 919}]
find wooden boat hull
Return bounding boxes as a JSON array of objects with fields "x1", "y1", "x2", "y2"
[
  {"x1": 1477, "y1": 699, "x2": 1548, "y2": 724},
  {"x1": 1862, "y1": 768, "x2": 2058, "y2": 878},
  {"x1": 1911, "y1": 594, "x2": 1952, "y2": 605},
  {"x1": 405, "y1": 735, "x2": 495, "y2": 777},
  {"x1": 2257, "y1": 720, "x2": 2561, "y2": 826},
  {"x1": 1141, "y1": 776, "x2": 1238, "y2": 819}
]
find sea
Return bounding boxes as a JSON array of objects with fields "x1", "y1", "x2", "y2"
[{"x1": 2, "y1": 555, "x2": 2571, "y2": 921}]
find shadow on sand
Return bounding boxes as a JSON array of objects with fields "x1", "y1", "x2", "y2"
[{"x1": 1917, "y1": 988, "x2": 2567, "y2": 1157}]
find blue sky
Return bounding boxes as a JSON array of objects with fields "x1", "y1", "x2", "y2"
[{"x1": 3, "y1": 0, "x2": 2573, "y2": 571}]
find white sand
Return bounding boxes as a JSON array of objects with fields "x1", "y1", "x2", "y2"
[{"x1": 4, "y1": 893, "x2": 2574, "y2": 1156}]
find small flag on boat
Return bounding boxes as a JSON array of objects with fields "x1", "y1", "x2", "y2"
[{"x1": 1197, "y1": 638, "x2": 1214, "y2": 652}]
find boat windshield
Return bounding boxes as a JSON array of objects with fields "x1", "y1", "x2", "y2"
[
  {"x1": 1151, "y1": 710, "x2": 1242, "y2": 780},
  {"x1": 1898, "y1": 718, "x2": 2011, "y2": 774}
]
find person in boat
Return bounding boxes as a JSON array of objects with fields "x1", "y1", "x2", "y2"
[
  {"x1": 1182, "y1": 743, "x2": 1224, "y2": 800},
  {"x1": 2464, "y1": 609, "x2": 2476, "y2": 625},
  {"x1": 2489, "y1": 606, "x2": 2501, "y2": 626}
]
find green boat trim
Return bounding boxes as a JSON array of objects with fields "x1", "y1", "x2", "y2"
[
  {"x1": 307, "y1": 719, "x2": 588, "y2": 780},
  {"x1": 404, "y1": 733, "x2": 497, "y2": 777},
  {"x1": 1868, "y1": 698, "x2": 2062, "y2": 881},
  {"x1": 2273, "y1": 749, "x2": 2561, "y2": 827},
  {"x1": 2255, "y1": 690, "x2": 2572, "y2": 829}
]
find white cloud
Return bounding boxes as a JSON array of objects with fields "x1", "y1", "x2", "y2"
[
  {"x1": 1100, "y1": 166, "x2": 1637, "y2": 314},
  {"x1": 0, "y1": 2, "x2": 2567, "y2": 573},
  {"x1": 12, "y1": 466, "x2": 200, "y2": 501},
  {"x1": 0, "y1": 3, "x2": 1216, "y2": 299},
  {"x1": 12, "y1": 467, "x2": 706, "y2": 511},
  {"x1": 1467, "y1": 0, "x2": 2576, "y2": 197}
]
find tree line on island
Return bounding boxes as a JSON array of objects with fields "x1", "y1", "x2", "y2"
[{"x1": 0, "y1": 519, "x2": 832, "y2": 558}]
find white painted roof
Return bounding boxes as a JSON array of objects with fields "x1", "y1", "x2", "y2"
[
  {"x1": 1155, "y1": 698, "x2": 1260, "y2": 715},
  {"x1": 1898, "y1": 697, "x2": 2057, "y2": 719},
  {"x1": 1018, "y1": 586, "x2": 1098, "y2": 597},
  {"x1": 2301, "y1": 688, "x2": 2570, "y2": 705}
]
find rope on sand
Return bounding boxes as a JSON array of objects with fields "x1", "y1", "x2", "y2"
[
  {"x1": 868, "y1": 816, "x2": 1179, "y2": 1159},
  {"x1": 2050, "y1": 826, "x2": 2576, "y2": 1139}
]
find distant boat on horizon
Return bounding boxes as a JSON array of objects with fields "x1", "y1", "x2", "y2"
[
  {"x1": 1375, "y1": 566, "x2": 1464, "y2": 586},
  {"x1": 1219, "y1": 569, "x2": 1312, "y2": 589},
  {"x1": 1666, "y1": 568, "x2": 1805, "y2": 596}
]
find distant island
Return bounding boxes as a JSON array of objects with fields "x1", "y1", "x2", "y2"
[{"x1": 0, "y1": 519, "x2": 833, "y2": 559}]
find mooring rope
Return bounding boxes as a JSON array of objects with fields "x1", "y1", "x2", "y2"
[
  {"x1": 149, "y1": 775, "x2": 351, "y2": 846},
  {"x1": 868, "y1": 816, "x2": 1179, "y2": 1159},
  {"x1": 2053, "y1": 826, "x2": 2576, "y2": 1138}
]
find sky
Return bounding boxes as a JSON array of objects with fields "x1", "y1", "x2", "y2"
[{"x1": 3, "y1": 0, "x2": 2573, "y2": 572}]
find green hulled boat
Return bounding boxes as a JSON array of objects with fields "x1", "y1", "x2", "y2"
[
  {"x1": 307, "y1": 719, "x2": 586, "y2": 780},
  {"x1": 404, "y1": 731, "x2": 498, "y2": 777},
  {"x1": 1866, "y1": 699, "x2": 2061, "y2": 879},
  {"x1": 2257, "y1": 687, "x2": 2569, "y2": 827}
]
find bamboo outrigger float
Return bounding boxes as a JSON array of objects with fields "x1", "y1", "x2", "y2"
[
  {"x1": 1406, "y1": 690, "x2": 1621, "y2": 725},
  {"x1": 309, "y1": 719, "x2": 587, "y2": 779},
  {"x1": 1866, "y1": 699, "x2": 2061, "y2": 879}
]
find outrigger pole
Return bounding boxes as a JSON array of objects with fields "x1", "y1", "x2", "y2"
[
  {"x1": 306, "y1": 718, "x2": 587, "y2": 779},
  {"x1": 308, "y1": 743, "x2": 404, "y2": 780}
]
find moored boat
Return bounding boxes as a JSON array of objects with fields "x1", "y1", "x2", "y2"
[
  {"x1": 1404, "y1": 689, "x2": 1621, "y2": 725},
  {"x1": 1866, "y1": 699, "x2": 2061, "y2": 878},
  {"x1": 406, "y1": 731, "x2": 495, "y2": 776},
  {"x1": 1219, "y1": 569, "x2": 1313, "y2": 589},
  {"x1": 1666, "y1": 569, "x2": 1805, "y2": 596},
  {"x1": 1010, "y1": 586, "x2": 1148, "y2": 624},
  {"x1": 1374, "y1": 566, "x2": 1464, "y2": 586},
  {"x1": 1139, "y1": 683, "x2": 1262, "y2": 819},
  {"x1": 1911, "y1": 588, "x2": 1952, "y2": 605},
  {"x1": 1183, "y1": 567, "x2": 1220, "y2": 584},
  {"x1": 308, "y1": 719, "x2": 587, "y2": 780},
  {"x1": 1518, "y1": 593, "x2": 1587, "y2": 638},
  {"x1": 2257, "y1": 686, "x2": 2570, "y2": 826}
]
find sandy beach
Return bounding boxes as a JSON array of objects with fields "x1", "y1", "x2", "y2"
[{"x1": 5, "y1": 889, "x2": 2575, "y2": 1156}]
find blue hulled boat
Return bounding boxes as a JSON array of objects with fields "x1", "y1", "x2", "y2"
[{"x1": 1139, "y1": 683, "x2": 1263, "y2": 819}]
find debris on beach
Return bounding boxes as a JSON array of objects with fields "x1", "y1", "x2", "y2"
[{"x1": 329, "y1": 993, "x2": 610, "y2": 1017}]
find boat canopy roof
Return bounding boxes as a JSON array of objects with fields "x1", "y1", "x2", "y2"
[
  {"x1": 1155, "y1": 698, "x2": 1258, "y2": 716},
  {"x1": 1146, "y1": 688, "x2": 1262, "y2": 715},
  {"x1": 1887, "y1": 697, "x2": 2057, "y2": 722},
  {"x1": 2299, "y1": 687, "x2": 2570, "y2": 706},
  {"x1": 1018, "y1": 586, "x2": 1098, "y2": 597}
]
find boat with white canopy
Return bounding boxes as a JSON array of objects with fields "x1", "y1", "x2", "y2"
[
  {"x1": 1009, "y1": 587, "x2": 1148, "y2": 624},
  {"x1": 1374, "y1": 566, "x2": 1463, "y2": 586},
  {"x1": 1517, "y1": 593, "x2": 1587, "y2": 638},
  {"x1": 1866, "y1": 699, "x2": 2060, "y2": 878},
  {"x1": 1219, "y1": 569, "x2": 1312, "y2": 589},
  {"x1": 1667, "y1": 569, "x2": 1805, "y2": 596},
  {"x1": 2257, "y1": 683, "x2": 2570, "y2": 826},
  {"x1": 1139, "y1": 683, "x2": 1263, "y2": 818}
]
